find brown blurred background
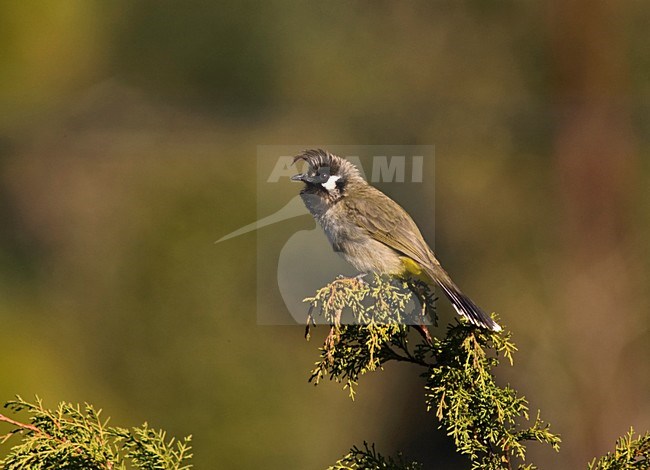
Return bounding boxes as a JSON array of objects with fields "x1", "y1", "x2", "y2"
[{"x1": 0, "y1": 1, "x2": 648, "y2": 468}]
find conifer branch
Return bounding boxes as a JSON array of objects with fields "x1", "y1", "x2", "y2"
[
  {"x1": 304, "y1": 274, "x2": 560, "y2": 469},
  {"x1": 588, "y1": 428, "x2": 650, "y2": 469},
  {"x1": 305, "y1": 276, "x2": 650, "y2": 469},
  {"x1": 0, "y1": 396, "x2": 192, "y2": 469},
  {"x1": 327, "y1": 442, "x2": 423, "y2": 470}
]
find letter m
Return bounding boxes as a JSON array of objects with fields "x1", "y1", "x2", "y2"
[{"x1": 371, "y1": 156, "x2": 406, "y2": 183}]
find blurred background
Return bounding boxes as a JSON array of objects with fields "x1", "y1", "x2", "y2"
[{"x1": 0, "y1": 1, "x2": 648, "y2": 468}]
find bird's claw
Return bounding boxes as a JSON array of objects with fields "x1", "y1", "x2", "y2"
[
  {"x1": 334, "y1": 273, "x2": 369, "y2": 286},
  {"x1": 354, "y1": 273, "x2": 369, "y2": 286}
]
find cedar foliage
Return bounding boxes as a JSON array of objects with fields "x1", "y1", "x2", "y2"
[
  {"x1": 0, "y1": 276, "x2": 648, "y2": 469},
  {"x1": 305, "y1": 275, "x2": 647, "y2": 470},
  {"x1": 0, "y1": 396, "x2": 192, "y2": 469}
]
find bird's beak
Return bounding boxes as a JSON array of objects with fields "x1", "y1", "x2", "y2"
[{"x1": 291, "y1": 173, "x2": 305, "y2": 182}]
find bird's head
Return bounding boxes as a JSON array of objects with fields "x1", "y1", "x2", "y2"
[{"x1": 291, "y1": 149, "x2": 363, "y2": 200}]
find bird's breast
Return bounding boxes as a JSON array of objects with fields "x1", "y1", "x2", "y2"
[{"x1": 316, "y1": 203, "x2": 403, "y2": 275}]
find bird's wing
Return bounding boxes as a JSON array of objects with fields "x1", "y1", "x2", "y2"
[
  {"x1": 346, "y1": 187, "x2": 436, "y2": 268},
  {"x1": 347, "y1": 187, "x2": 501, "y2": 332}
]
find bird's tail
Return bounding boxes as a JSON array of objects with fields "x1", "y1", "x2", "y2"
[{"x1": 424, "y1": 265, "x2": 502, "y2": 332}]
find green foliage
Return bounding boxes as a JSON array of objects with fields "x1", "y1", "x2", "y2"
[
  {"x1": 305, "y1": 275, "x2": 560, "y2": 469},
  {"x1": 327, "y1": 442, "x2": 423, "y2": 470},
  {"x1": 588, "y1": 428, "x2": 650, "y2": 470},
  {"x1": 0, "y1": 396, "x2": 192, "y2": 470},
  {"x1": 305, "y1": 275, "x2": 433, "y2": 400},
  {"x1": 425, "y1": 325, "x2": 560, "y2": 469}
]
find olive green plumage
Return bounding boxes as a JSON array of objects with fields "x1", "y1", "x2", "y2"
[{"x1": 291, "y1": 149, "x2": 501, "y2": 332}]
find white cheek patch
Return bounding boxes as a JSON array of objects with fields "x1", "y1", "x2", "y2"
[{"x1": 321, "y1": 175, "x2": 341, "y2": 191}]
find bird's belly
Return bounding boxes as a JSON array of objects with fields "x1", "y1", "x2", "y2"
[
  {"x1": 335, "y1": 237, "x2": 404, "y2": 275},
  {"x1": 317, "y1": 206, "x2": 403, "y2": 275}
]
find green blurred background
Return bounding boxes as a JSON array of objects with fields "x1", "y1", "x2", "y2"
[{"x1": 0, "y1": 1, "x2": 648, "y2": 468}]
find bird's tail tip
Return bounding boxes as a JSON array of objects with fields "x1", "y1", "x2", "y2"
[{"x1": 439, "y1": 283, "x2": 502, "y2": 333}]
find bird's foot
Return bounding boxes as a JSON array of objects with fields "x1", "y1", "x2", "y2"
[
  {"x1": 354, "y1": 272, "x2": 369, "y2": 286},
  {"x1": 334, "y1": 273, "x2": 369, "y2": 287}
]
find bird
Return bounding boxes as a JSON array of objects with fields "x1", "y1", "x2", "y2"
[{"x1": 291, "y1": 148, "x2": 501, "y2": 333}]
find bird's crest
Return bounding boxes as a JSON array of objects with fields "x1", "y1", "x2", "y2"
[{"x1": 293, "y1": 149, "x2": 362, "y2": 181}]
